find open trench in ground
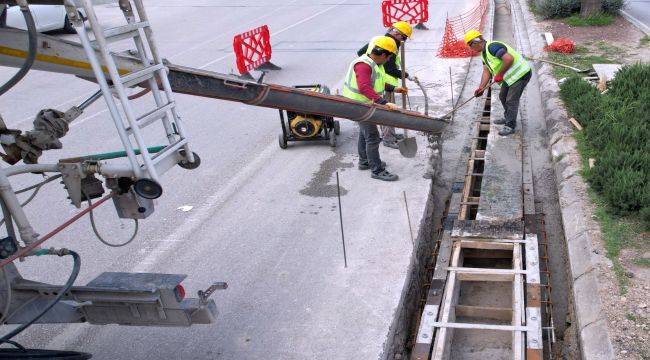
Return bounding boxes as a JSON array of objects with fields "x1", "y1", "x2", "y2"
[{"x1": 382, "y1": 1, "x2": 580, "y2": 359}]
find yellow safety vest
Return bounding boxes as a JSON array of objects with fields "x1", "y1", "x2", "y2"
[
  {"x1": 481, "y1": 41, "x2": 531, "y2": 86},
  {"x1": 342, "y1": 54, "x2": 386, "y2": 104},
  {"x1": 366, "y1": 35, "x2": 402, "y2": 87}
]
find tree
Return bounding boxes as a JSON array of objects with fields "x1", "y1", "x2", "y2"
[{"x1": 580, "y1": 0, "x2": 602, "y2": 17}]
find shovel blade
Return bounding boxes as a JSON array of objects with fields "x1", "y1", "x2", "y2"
[{"x1": 398, "y1": 137, "x2": 418, "y2": 158}]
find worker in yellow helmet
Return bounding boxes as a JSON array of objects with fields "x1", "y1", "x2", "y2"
[
  {"x1": 357, "y1": 21, "x2": 412, "y2": 149},
  {"x1": 343, "y1": 36, "x2": 401, "y2": 181},
  {"x1": 465, "y1": 29, "x2": 532, "y2": 136}
]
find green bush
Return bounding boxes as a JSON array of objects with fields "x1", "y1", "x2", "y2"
[
  {"x1": 536, "y1": 0, "x2": 625, "y2": 19},
  {"x1": 601, "y1": 0, "x2": 625, "y2": 14},
  {"x1": 537, "y1": 0, "x2": 579, "y2": 18},
  {"x1": 560, "y1": 64, "x2": 650, "y2": 227}
]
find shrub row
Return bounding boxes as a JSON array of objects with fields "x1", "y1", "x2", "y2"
[
  {"x1": 559, "y1": 63, "x2": 650, "y2": 227},
  {"x1": 536, "y1": 0, "x2": 625, "y2": 19}
]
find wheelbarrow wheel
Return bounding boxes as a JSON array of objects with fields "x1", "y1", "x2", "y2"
[
  {"x1": 333, "y1": 120, "x2": 340, "y2": 135},
  {"x1": 329, "y1": 134, "x2": 337, "y2": 147},
  {"x1": 278, "y1": 134, "x2": 288, "y2": 149}
]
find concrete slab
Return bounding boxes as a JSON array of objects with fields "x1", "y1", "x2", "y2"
[
  {"x1": 592, "y1": 63, "x2": 623, "y2": 80},
  {"x1": 476, "y1": 85, "x2": 523, "y2": 221}
]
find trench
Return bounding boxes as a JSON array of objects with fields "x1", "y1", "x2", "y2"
[{"x1": 382, "y1": 0, "x2": 577, "y2": 359}]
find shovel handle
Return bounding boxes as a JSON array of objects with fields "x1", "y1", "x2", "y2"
[
  {"x1": 443, "y1": 80, "x2": 493, "y2": 118},
  {"x1": 400, "y1": 41, "x2": 408, "y2": 137}
]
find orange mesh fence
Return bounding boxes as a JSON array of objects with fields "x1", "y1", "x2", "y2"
[
  {"x1": 544, "y1": 38, "x2": 575, "y2": 54},
  {"x1": 381, "y1": 0, "x2": 429, "y2": 27},
  {"x1": 437, "y1": 0, "x2": 488, "y2": 58}
]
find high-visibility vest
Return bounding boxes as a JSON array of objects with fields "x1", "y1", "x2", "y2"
[
  {"x1": 342, "y1": 54, "x2": 386, "y2": 104},
  {"x1": 366, "y1": 35, "x2": 401, "y2": 87},
  {"x1": 481, "y1": 41, "x2": 531, "y2": 86}
]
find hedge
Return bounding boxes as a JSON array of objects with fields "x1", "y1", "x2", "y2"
[{"x1": 559, "y1": 63, "x2": 650, "y2": 227}]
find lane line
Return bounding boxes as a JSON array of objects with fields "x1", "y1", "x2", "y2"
[{"x1": 198, "y1": 0, "x2": 349, "y2": 69}]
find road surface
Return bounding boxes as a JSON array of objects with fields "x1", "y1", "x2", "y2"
[{"x1": 0, "y1": 0, "x2": 472, "y2": 358}]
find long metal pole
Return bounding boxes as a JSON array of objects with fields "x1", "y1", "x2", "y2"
[
  {"x1": 403, "y1": 191, "x2": 414, "y2": 245},
  {"x1": 336, "y1": 171, "x2": 347, "y2": 268},
  {"x1": 449, "y1": 67, "x2": 454, "y2": 121}
]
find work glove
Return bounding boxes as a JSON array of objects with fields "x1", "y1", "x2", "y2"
[
  {"x1": 474, "y1": 87, "x2": 484, "y2": 97},
  {"x1": 394, "y1": 87, "x2": 408, "y2": 94},
  {"x1": 385, "y1": 102, "x2": 399, "y2": 110},
  {"x1": 493, "y1": 74, "x2": 504, "y2": 83}
]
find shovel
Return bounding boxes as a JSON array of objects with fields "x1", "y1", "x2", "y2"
[
  {"x1": 397, "y1": 41, "x2": 418, "y2": 158},
  {"x1": 442, "y1": 80, "x2": 493, "y2": 119}
]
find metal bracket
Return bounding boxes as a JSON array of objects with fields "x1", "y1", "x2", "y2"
[{"x1": 198, "y1": 282, "x2": 228, "y2": 305}]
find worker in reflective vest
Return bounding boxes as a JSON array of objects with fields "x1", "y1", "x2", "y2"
[
  {"x1": 343, "y1": 36, "x2": 407, "y2": 182},
  {"x1": 357, "y1": 21, "x2": 413, "y2": 149},
  {"x1": 465, "y1": 29, "x2": 532, "y2": 136}
]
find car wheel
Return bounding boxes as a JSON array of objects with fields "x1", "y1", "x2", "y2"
[{"x1": 63, "y1": 13, "x2": 78, "y2": 34}]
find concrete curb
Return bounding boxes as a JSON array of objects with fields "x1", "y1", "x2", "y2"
[
  {"x1": 620, "y1": 9, "x2": 650, "y2": 36},
  {"x1": 513, "y1": 1, "x2": 616, "y2": 359}
]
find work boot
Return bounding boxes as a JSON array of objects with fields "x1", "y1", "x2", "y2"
[
  {"x1": 358, "y1": 160, "x2": 386, "y2": 171},
  {"x1": 499, "y1": 126, "x2": 515, "y2": 136},
  {"x1": 493, "y1": 118, "x2": 507, "y2": 125},
  {"x1": 371, "y1": 169, "x2": 399, "y2": 181},
  {"x1": 383, "y1": 140, "x2": 399, "y2": 149}
]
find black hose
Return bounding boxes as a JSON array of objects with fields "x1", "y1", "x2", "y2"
[
  {"x1": 0, "y1": 250, "x2": 80, "y2": 343},
  {"x1": 0, "y1": 3, "x2": 37, "y2": 97}
]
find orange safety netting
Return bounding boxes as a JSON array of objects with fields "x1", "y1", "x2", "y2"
[
  {"x1": 437, "y1": 0, "x2": 489, "y2": 58},
  {"x1": 544, "y1": 38, "x2": 575, "y2": 54}
]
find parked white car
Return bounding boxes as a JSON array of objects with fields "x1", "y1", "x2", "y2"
[{"x1": 4, "y1": 4, "x2": 82, "y2": 33}]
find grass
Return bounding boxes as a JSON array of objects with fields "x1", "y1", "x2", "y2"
[
  {"x1": 633, "y1": 258, "x2": 650, "y2": 267},
  {"x1": 626, "y1": 312, "x2": 637, "y2": 321},
  {"x1": 566, "y1": 12, "x2": 614, "y2": 26},
  {"x1": 575, "y1": 135, "x2": 649, "y2": 294},
  {"x1": 640, "y1": 35, "x2": 650, "y2": 47},
  {"x1": 546, "y1": 43, "x2": 623, "y2": 79},
  {"x1": 591, "y1": 194, "x2": 632, "y2": 294},
  {"x1": 548, "y1": 52, "x2": 612, "y2": 78}
]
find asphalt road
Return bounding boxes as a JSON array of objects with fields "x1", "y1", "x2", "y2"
[
  {"x1": 0, "y1": 0, "x2": 471, "y2": 358},
  {"x1": 623, "y1": 0, "x2": 650, "y2": 34}
]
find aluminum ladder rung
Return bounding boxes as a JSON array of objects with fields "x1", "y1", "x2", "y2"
[
  {"x1": 103, "y1": 21, "x2": 149, "y2": 43},
  {"x1": 126, "y1": 102, "x2": 175, "y2": 133},
  {"x1": 121, "y1": 63, "x2": 164, "y2": 87},
  {"x1": 151, "y1": 138, "x2": 187, "y2": 165}
]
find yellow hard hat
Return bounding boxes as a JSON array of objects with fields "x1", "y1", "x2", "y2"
[
  {"x1": 373, "y1": 36, "x2": 398, "y2": 55},
  {"x1": 464, "y1": 29, "x2": 482, "y2": 45},
  {"x1": 392, "y1": 21, "x2": 413, "y2": 38}
]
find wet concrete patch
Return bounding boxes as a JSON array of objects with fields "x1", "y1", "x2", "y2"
[{"x1": 299, "y1": 135, "x2": 354, "y2": 198}]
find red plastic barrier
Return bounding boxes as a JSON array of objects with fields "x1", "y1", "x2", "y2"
[
  {"x1": 233, "y1": 25, "x2": 272, "y2": 75},
  {"x1": 544, "y1": 38, "x2": 575, "y2": 54},
  {"x1": 437, "y1": 0, "x2": 488, "y2": 58},
  {"x1": 381, "y1": 0, "x2": 429, "y2": 27}
]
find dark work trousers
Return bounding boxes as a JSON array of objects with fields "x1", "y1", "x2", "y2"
[
  {"x1": 380, "y1": 91, "x2": 397, "y2": 142},
  {"x1": 358, "y1": 122, "x2": 383, "y2": 174},
  {"x1": 499, "y1": 70, "x2": 531, "y2": 129}
]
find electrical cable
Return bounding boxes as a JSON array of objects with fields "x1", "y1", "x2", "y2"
[
  {"x1": 84, "y1": 190, "x2": 138, "y2": 248},
  {"x1": 0, "y1": 199, "x2": 15, "y2": 325},
  {"x1": 0, "y1": 2, "x2": 37, "y2": 97},
  {"x1": 14, "y1": 174, "x2": 62, "y2": 195},
  {"x1": 0, "y1": 249, "x2": 80, "y2": 344},
  {"x1": 0, "y1": 175, "x2": 63, "y2": 228},
  {"x1": 0, "y1": 268, "x2": 11, "y2": 325},
  {"x1": 0, "y1": 193, "x2": 113, "y2": 271}
]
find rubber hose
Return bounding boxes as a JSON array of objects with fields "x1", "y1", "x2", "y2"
[
  {"x1": 0, "y1": 4, "x2": 37, "y2": 97},
  {"x1": 0, "y1": 250, "x2": 80, "y2": 343}
]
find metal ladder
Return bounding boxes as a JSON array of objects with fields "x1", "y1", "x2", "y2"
[{"x1": 64, "y1": 0, "x2": 196, "y2": 183}]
